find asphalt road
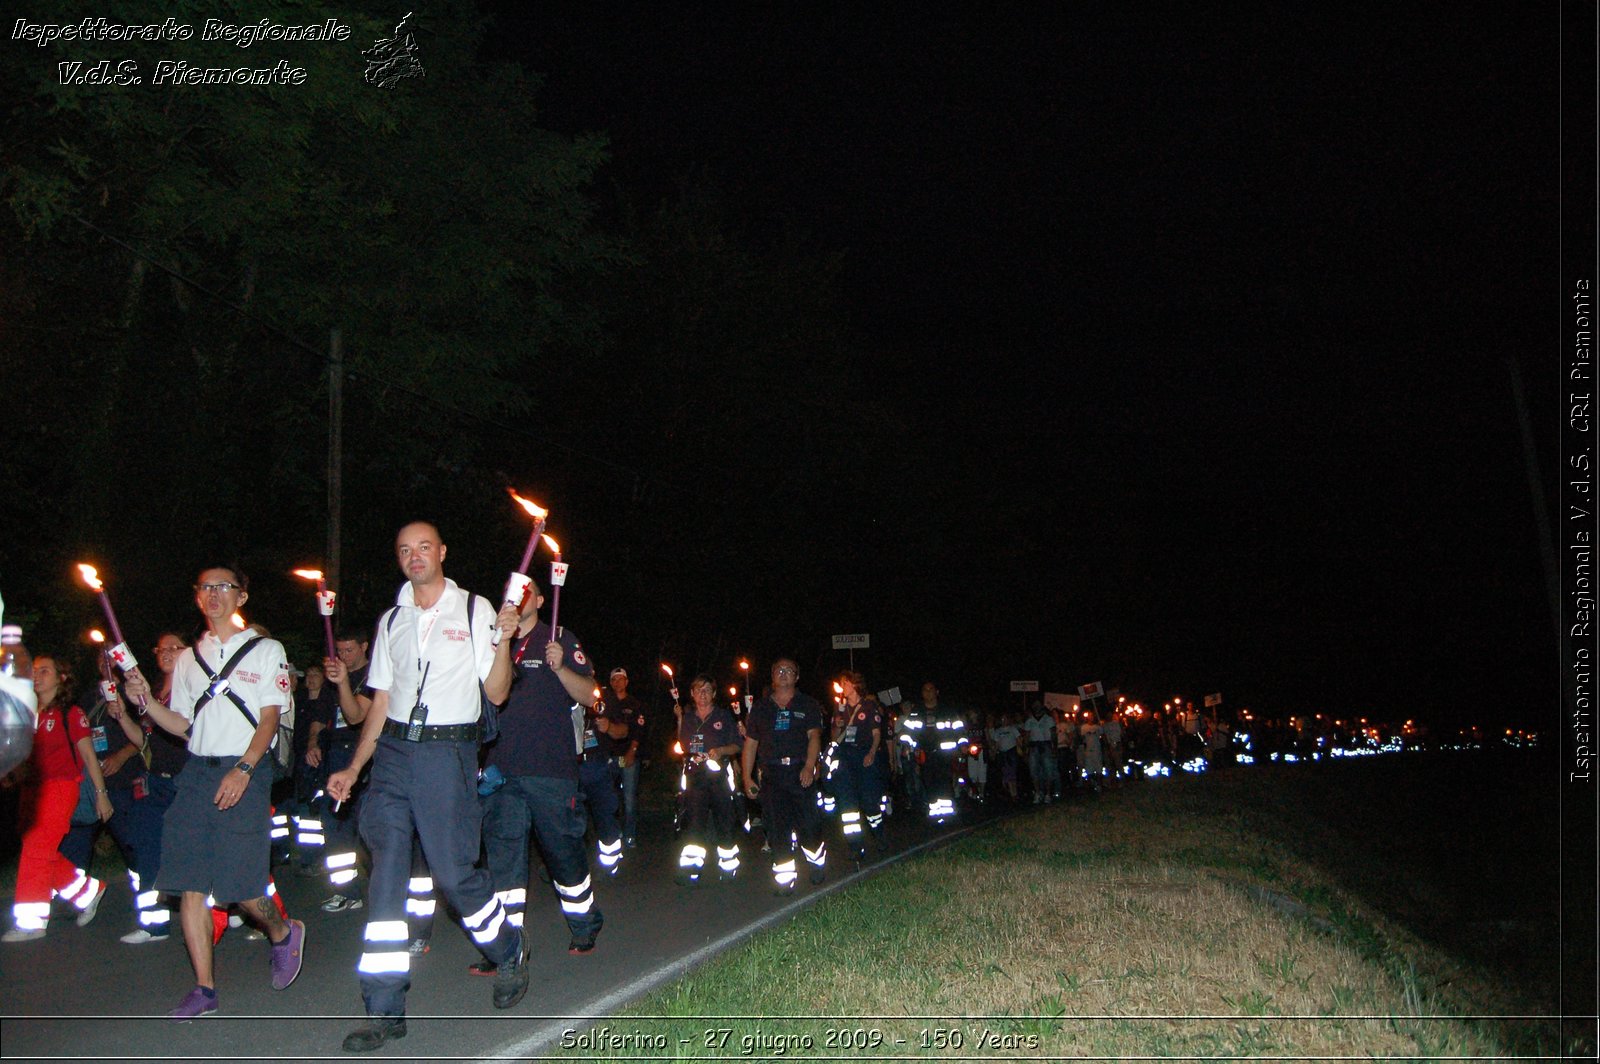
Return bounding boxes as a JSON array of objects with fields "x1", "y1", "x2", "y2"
[{"x1": 0, "y1": 788, "x2": 1004, "y2": 1064}]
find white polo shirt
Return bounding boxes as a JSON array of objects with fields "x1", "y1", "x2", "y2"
[
  {"x1": 369, "y1": 577, "x2": 496, "y2": 727},
  {"x1": 171, "y1": 628, "x2": 290, "y2": 758},
  {"x1": 1022, "y1": 713, "x2": 1055, "y2": 743}
]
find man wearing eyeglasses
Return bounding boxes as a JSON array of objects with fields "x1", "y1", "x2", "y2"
[
  {"x1": 326, "y1": 521, "x2": 525, "y2": 1052},
  {"x1": 741, "y1": 658, "x2": 827, "y2": 894},
  {"x1": 126, "y1": 566, "x2": 307, "y2": 1020}
]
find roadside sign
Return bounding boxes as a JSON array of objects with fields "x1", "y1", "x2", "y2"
[
  {"x1": 877, "y1": 686, "x2": 903, "y2": 705},
  {"x1": 831, "y1": 633, "x2": 870, "y2": 649},
  {"x1": 1078, "y1": 681, "x2": 1104, "y2": 699},
  {"x1": 1043, "y1": 692, "x2": 1080, "y2": 712},
  {"x1": 1204, "y1": 692, "x2": 1223, "y2": 707},
  {"x1": 1009, "y1": 680, "x2": 1040, "y2": 692}
]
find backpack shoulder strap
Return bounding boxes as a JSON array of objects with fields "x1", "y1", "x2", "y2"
[{"x1": 191, "y1": 635, "x2": 268, "y2": 728}]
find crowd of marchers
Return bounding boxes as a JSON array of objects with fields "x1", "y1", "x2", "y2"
[{"x1": 1, "y1": 517, "x2": 1248, "y2": 1053}]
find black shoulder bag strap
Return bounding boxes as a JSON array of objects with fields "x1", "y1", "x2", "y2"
[
  {"x1": 190, "y1": 635, "x2": 268, "y2": 729},
  {"x1": 469, "y1": 595, "x2": 500, "y2": 745}
]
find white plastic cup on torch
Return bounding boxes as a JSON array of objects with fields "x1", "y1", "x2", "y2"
[{"x1": 491, "y1": 571, "x2": 533, "y2": 648}]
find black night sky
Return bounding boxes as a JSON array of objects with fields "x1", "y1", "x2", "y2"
[
  {"x1": 1, "y1": 4, "x2": 1570, "y2": 734},
  {"x1": 473, "y1": 5, "x2": 1559, "y2": 726}
]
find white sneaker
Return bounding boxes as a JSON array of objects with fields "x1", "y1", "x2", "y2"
[
  {"x1": 321, "y1": 894, "x2": 363, "y2": 913},
  {"x1": 75, "y1": 881, "x2": 108, "y2": 927},
  {"x1": 2, "y1": 927, "x2": 46, "y2": 942},
  {"x1": 120, "y1": 928, "x2": 170, "y2": 944}
]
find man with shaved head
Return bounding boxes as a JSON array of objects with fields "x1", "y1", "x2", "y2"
[{"x1": 327, "y1": 522, "x2": 526, "y2": 1052}]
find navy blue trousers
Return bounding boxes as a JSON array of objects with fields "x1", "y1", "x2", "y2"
[{"x1": 356, "y1": 737, "x2": 516, "y2": 1018}]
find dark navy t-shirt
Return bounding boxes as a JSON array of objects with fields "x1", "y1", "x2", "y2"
[
  {"x1": 747, "y1": 691, "x2": 824, "y2": 763},
  {"x1": 678, "y1": 704, "x2": 739, "y2": 760},
  {"x1": 486, "y1": 623, "x2": 594, "y2": 782},
  {"x1": 833, "y1": 699, "x2": 883, "y2": 750}
]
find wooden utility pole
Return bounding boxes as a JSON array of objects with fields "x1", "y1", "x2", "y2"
[{"x1": 328, "y1": 329, "x2": 343, "y2": 595}]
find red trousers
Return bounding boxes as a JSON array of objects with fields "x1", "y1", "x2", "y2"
[{"x1": 15, "y1": 778, "x2": 90, "y2": 905}]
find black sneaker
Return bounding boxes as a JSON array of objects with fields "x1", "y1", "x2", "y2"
[
  {"x1": 567, "y1": 913, "x2": 604, "y2": 955},
  {"x1": 342, "y1": 1016, "x2": 407, "y2": 1052},
  {"x1": 467, "y1": 958, "x2": 497, "y2": 976},
  {"x1": 492, "y1": 933, "x2": 529, "y2": 1010}
]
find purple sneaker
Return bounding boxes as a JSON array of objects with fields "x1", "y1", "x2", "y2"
[
  {"x1": 269, "y1": 919, "x2": 306, "y2": 990},
  {"x1": 169, "y1": 986, "x2": 218, "y2": 1021}
]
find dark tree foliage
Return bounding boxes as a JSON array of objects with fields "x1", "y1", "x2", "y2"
[
  {"x1": 0, "y1": 2, "x2": 902, "y2": 703},
  {"x1": 1, "y1": 1, "x2": 613, "y2": 664}
]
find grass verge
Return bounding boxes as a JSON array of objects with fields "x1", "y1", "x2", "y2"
[{"x1": 553, "y1": 755, "x2": 1571, "y2": 1060}]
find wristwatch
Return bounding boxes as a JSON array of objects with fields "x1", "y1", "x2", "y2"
[{"x1": 235, "y1": 760, "x2": 255, "y2": 775}]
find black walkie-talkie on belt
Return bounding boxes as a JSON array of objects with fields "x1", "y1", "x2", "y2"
[{"x1": 407, "y1": 663, "x2": 432, "y2": 741}]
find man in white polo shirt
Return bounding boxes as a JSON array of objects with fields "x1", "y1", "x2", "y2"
[
  {"x1": 327, "y1": 521, "x2": 526, "y2": 1053},
  {"x1": 127, "y1": 565, "x2": 306, "y2": 1021}
]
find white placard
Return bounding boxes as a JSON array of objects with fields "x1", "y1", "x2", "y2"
[{"x1": 831, "y1": 633, "x2": 870, "y2": 649}]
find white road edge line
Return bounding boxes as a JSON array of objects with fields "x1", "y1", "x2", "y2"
[{"x1": 478, "y1": 819, "x2": 983, "y2": 1063}]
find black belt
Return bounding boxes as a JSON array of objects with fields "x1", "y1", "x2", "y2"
[
  {"x1": 382, "y1": 719, "x2": 480, "y2": 743},
  {"x1": 194, "y1": 755, "x2": 235, "y2": 767}
]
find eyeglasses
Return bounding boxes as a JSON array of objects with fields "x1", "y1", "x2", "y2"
[
  {"x1": 195, "y1": 582, "x2": 240, "y2": 594},
  {"x1": 774, "y1": 666, "x2": 797, "y2": 676},
  {"x1": 154, "y1": 645, "x2": 186, "y2": 655}
]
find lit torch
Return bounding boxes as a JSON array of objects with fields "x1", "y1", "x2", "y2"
[
  {"x1": 543, "y1": 534, "x2": 567, "y2": 642},
  {"x1": 88, "y1": 629, "x2": 118, "y2": 706},
  {"x1": 293, "y1": 569, "x2": 337, "y2": 660},
  {"x1": 76, "y1": 564, "x2": 142, "y2": 702},
  {"x1": 661, "y1": 663, "x2": 679, "y2": 702},
  {"x1": 496, "y1": 490, "x2": 549, "y2": 647}
]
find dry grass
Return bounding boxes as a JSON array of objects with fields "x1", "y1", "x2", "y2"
[{"x1": 576, "y1": 767, "x2": 1552, "y2": 1059}]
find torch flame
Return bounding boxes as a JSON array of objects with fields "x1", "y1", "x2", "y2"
[
  {"x1": 738, "y1": 659, "x2": 750, "y2": 671},
  {"x1": 292, "y1": 568, "x2": 324, "y2": 581},
  {"x1": 231, "y1": 612, "x2": 247, "y2": 630},
  {"x1": 88, "y1": 629, "x2": 105, "y2": 644},
  {"x1": 508, "y1": 489, "x2": 548, "y2": 520},
  {"x1": 832, "y1": 681, "x2": 844, "y2": 694},
  {"x1": 541, "y1": 534, "x2": 560, "y2": 555},
  {"x1": 76, "y1": 564, "x2": 103, "y2": 591},
  {"x1": 660, "y1": 664, "x2": 674, "y2": 677}
]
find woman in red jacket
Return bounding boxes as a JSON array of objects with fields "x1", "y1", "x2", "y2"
[{"x1": 4, "y1": 654, "x2": 112, "y2": 941}]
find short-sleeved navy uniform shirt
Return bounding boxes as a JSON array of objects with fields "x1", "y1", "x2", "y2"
[
  {"x1": 86, "y1": 698, "x2": 141, "y2": 789},
  {"x1": 329, "y1": 664, "x2": 372, "y2": 736},
  {"x1": 487, "y1": 623, "x2": 593, "y2": 782},
  {"x1": 746, "y1": 691, "x2": 824, "y2": 763},
  {"x1": 584, "y1": 701, "x2": 628, "y2": 762},
  {"x1": 295, "y1": 684, "x2": 337, "y2": 756},
  {"x1": 608, "y1": 693, "x2": 646, "y2": 752},
  {"x1": 678, "y1": 705, "x2": 739, "y2": 759},
  {"x1": 834, "y1": 700, "x2": 883, "y2": 750}
]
